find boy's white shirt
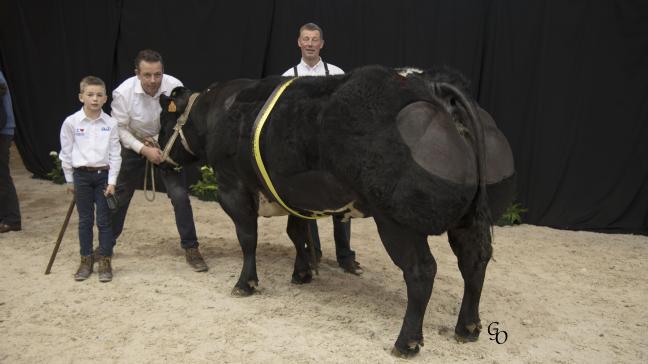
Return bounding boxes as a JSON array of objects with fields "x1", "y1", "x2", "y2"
[{"x1": 59, "y1": 108, "x2": 122, "y2": 185}]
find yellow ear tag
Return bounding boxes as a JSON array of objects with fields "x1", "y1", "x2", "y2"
[{"x1": 168, "y1": 101, "x2": 177, "y2": 112}]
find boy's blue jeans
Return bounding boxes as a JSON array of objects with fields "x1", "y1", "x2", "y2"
[{"x1": 74, "y1": 169, "x2": 114, "y2": 257}]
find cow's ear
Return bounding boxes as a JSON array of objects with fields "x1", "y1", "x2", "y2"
[
  {"x1": 168, "y1": 100, "x2": 177, "y2": 112},
  {"x1": 160, "y1": 94, "x2": 170, "y2": 109},
  {"x1": 160, "y1": 93, "x2": 178, "y2": 113}
]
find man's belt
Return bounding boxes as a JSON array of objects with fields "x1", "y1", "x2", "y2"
[{"x1": 75, "y1": 166, "x2": 109, "y2": 172}]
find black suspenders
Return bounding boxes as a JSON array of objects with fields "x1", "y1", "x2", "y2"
[{"x1": 293, "y1": 62, "x2": 330, "y2": 76}]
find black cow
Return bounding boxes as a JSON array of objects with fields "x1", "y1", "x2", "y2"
[{"x1": 158, "y1": 65, "x2": 515, "y2": 357}]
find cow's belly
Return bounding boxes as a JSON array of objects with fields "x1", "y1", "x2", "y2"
[
  {"x1": 257, "y1": 192, "x2": 290, "y2": 217},
  {"x1": 257, "y1": 192, "x2": 365, "y2": 220}
]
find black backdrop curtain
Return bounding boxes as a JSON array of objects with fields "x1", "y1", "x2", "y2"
[{"x1": 1, "y1": 0, "x2": 647, "y2": 234}]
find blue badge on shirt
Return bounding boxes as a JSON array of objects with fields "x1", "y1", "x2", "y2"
[{"x1": 101, "y1": 126, "x2": 111, "y2": 132}]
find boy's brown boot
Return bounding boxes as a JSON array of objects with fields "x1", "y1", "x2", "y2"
[
  {"x1": 74, "y1": 255, "x2": 93, "y2": 281},
  {"x1": 97, "y1": 256, "x2": 113, "y2": 282}
]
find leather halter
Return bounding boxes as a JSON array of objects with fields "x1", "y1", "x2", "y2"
[{"x1": 162, "y1": 92, "x2": 200, "y2": 167}]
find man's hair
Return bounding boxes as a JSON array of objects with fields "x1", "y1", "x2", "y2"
[
  {"x1": 299, "y1": 23, "x2": 324, "y2": 39},
  {"x1": 79, "y1": 76, "x2": 106, "y2": 93},
  {"x1": 134, "y1": 49, "x2": 164, "y2": 70}
]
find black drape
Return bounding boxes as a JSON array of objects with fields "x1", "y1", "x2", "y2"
[
  {"x1": 1, "y1": 0, "x2": 647, "y2": 234},
  {"x1": 0, "y1": 0, "x2": 119, "y2": 175}
]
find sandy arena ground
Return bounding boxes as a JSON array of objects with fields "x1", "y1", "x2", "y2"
[{"x1": 1, "y1": 144, "x2": 646, "y2": 363}]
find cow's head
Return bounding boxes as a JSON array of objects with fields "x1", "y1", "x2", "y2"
[{"x1": 158, "y1": 86, "x2": 202, "y2": 169}]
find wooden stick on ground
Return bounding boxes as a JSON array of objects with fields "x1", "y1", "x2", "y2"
[{"x1": 44, "y1": 197, "x2": 75, "y2": 275}]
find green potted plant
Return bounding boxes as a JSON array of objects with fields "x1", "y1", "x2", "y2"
[
  {"x1": 189, "y1": 165, "x2": 219, "y2": 201},
  {"x1": 47, "y1": 151, "x2": 66, "y2": 184}
]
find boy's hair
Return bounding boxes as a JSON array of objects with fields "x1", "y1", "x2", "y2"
[
  {"x1": 135, "y1": 49, "x2": 164, "y2": 70},
  {"x1": 79, "y1": 76, "x2": 106, "y2": 93},
  {"x1": 299, "y1": 23, "x2": 324, "y2": 39}
]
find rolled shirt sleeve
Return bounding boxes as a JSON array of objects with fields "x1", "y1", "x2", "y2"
[
  {"x1": 107, "y1": 120, "x2": 122, "y2": 185},
  {"x1": 58, "y1": 117, "x2": 75, "y2": 183},
  {"x1": 111, "y1": 92, "x2": 145, "y2": 154}
]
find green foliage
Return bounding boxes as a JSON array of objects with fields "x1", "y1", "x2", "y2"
[
  {"x1": 497, "y1": 202, "x2": 528, "y2": 226},
  {"x1": 47, "y1": 151, "x2": 66, "y2": 184},
  {"x1": 190, "y1": 165, "x2": 219, "y2": 201}
]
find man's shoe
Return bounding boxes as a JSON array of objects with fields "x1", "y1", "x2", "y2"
[
  {"x1": 339, "y1": 259, "x2": 363, "y2": 275},
  {"x1": 185, "y1": 247, "x2": 208, "y2": 272},
  {"x1": 97, "y1": 256, "x2": 113, "y2": 282},
  {"x1": 74, "y1": 255, "x2": 93, "y2": 281},
  {"x1": 0, "y1": 223, "x2": 21, "y2": 233}
]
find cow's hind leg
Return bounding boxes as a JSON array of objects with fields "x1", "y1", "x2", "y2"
[
  {"x1": 218, "y1": 188, "x2": 259, "y2": 296},
  {"x1": 374, "y1": 215, "x2": 436, "y2": 358},
  {"x1": 447, "y1": 217, "x2": 492, "y2": 342},
  {"x1": 285, "y1": 216, "x2": 313, "y2": 284}
]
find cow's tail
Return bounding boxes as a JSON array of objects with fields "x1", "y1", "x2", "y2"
[{"x1": 432, "y1": 83, "x2": 492, "y2": 230}]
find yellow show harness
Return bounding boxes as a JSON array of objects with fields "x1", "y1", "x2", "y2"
[{"x1": 251, "y1": 78, "x2": 326, "y2": 220}]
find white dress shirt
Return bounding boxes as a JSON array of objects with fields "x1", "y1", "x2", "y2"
[
  {"x1": 111, "y1": 74, "x2": 183, "y2": 153},
  {"x1": 59, "y1": 108, "x2": 122, "y2": 185},
  {"x1": 282, "y1": 58, "x2": 344, "y2": 77}
]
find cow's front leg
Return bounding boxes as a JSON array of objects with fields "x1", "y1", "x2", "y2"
[
  {"x1": 374, "y1": 215, "x2": 435, "y2": 358},
  {"x1": 286, "y1": 215, "x2": 313, "y2": 284},
  {"x1": 218, "y1": 188, "x2": 259, "y2": 296}
]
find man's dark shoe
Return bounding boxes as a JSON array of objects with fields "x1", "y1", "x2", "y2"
[
  {"x1": 74, "y1": 255, "x2": 93, "y2": 281},
  {"x1": 185, "y1": 247, "x2": 208, "y2": 272},
  {"x1": 0, "y1": 223, "x2": 21, "y2": 233},
  {"x1": 97, "y1": 256, "x2": 113, "y2": 282},
  {"x1": 339, "y1": 259, "x2": 363, "y2": 275}
]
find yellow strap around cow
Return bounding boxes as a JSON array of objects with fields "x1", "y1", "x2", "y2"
[{"x1": 252, "y1": 78, "x2": 323, "y2": 220}]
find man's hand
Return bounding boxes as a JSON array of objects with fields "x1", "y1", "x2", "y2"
[
  {"x1": 141, "y1": 145, "x2": 163, "y2": 164},
  {"x1": 66, "y1": 183, "x2": 74, "y2": 194},
  {"x1": 104, "y1": 184, "x2": 116, "y2": 196}
]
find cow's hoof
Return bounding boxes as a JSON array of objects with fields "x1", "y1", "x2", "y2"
[
  {"x1": 231, "y1": 285, "x2": 255, "y2": 297},
  {"x1": 454, "y1": 322, "x2": 481, "y2": 342},
  {"x1": 390, "y1": 340, "x2": 421, "y2": 358},
  {"x1": 291, "y1": 271, "x2": 312, "y2": 284}
]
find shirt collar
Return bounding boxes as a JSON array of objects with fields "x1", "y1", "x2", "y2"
[
  {"x1": 299, "y1": 58, "x2": 324, "y2": 71},
  {"x1": 80, "y1": 108, "x2": 108, "y2": 123},
  {"x1": 134, "y1": 77, "x2": 163, "y2": 98}
]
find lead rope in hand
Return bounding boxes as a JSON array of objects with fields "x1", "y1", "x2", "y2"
[
  {"x1": 141, "y1": 138, "x2": 161, "y2": 202},
  {"x1": 143, "y1": 159, "x2": 156, "y2": 202}
]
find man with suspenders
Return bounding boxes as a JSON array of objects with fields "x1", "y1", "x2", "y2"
[{"x1": 282, "y1": 23, "x2": 361, "y2": 275}]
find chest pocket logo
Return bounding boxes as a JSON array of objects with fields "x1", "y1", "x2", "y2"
[{"x1": 75, "y1": 128, "x2": 85, "y2": 136}]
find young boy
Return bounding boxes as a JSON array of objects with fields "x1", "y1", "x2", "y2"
[{"x1": 59, "y1": 76, "x2": 121, "y2": 282}]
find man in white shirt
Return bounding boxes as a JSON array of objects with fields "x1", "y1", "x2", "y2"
[
  {"x1": 110, "y1": 49, "x2": 208, "y2": 272},
  {"x1": 282, "y1": 23, "x2": 344, "y2": 77},
  {"x1": 282, "y1": 23, "x2": 361, "y2": 275}
]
